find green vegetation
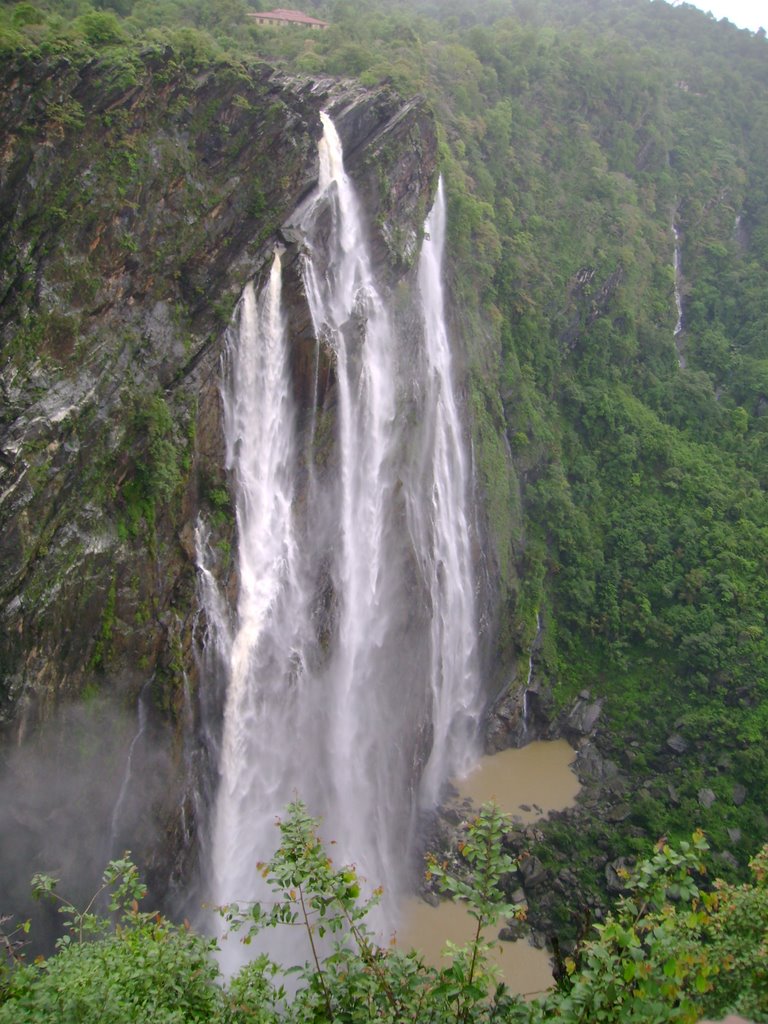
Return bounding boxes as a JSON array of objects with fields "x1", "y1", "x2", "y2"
[
  {"x1": 1, "y1": 856, "x2": 221, "y2": 1023},
  {"x1": 2, "y1": 806, "x2": 767, "y2": 1021},
  {"x1": 90, "y1": 574, "x2": 117, "y2": 670},
  {"x1": 115, "y1": 392, "x2": 186, "y2": 543}
]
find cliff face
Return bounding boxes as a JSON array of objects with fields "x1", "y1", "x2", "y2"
[{"x1": 0, "y1": 47, "x2": 437, "y2": 903}]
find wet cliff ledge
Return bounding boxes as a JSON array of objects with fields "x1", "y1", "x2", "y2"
[{"x1": 0, "y1": 45, "x2": 437, "y2": 736}]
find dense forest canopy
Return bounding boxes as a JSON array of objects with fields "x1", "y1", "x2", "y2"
[{"x1": 1, "y1": 0, "x2": 767, "y2": 1016}]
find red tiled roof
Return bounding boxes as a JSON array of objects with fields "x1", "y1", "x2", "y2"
[{"x1": 248, "y1": 8, "x2": 329, "y2": 27}]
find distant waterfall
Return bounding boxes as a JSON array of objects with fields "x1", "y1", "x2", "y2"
[
  {"x1": 521, "y1": 612, "x2": 543, "y2": 742},
  {"x1": 199, "y1": 116, "x2": 480, "y2": 970},
  {"x1": 673, "y1": 222, "x2": 686, "y2": 369}
]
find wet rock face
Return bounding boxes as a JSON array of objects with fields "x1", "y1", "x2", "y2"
[
  {"x1": 564, "y1": 694, "x2": 604, "y2": 742},
  {"x1": 485, "y1": 677, "x2": 605, "y2": 754},
  {"x1": 485, "y1": 681, "x2": 553, "y2": 752},
  {"x1": 0, "y1": 50, "x2": 436, "y2": 732},
  {"x1": 334, "y1": 93, "x2": 438, "y2": 281},
  {"x1": 0, "y1": 50, "x2": 437, "y2": 897}
]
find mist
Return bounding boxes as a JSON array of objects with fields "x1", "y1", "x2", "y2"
[{"x1": 0, "y1": 694, "x2": 172, "y2": 954}]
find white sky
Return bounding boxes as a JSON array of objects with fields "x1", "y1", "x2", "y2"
[{"x1": 686, "y1": 1, "x2": 766, "y2": 32}]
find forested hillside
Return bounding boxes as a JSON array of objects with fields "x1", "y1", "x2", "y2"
[{"x1": 1, "y1": 0, "x2": 767, "y2": 1015}]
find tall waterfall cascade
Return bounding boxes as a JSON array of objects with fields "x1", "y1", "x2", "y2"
[
  {"x1": 198, "y1": 115, "x2": 481, "y2": 972},
  {"x1": 414, "y1": 179, "x2": 481, "y2": 806}
]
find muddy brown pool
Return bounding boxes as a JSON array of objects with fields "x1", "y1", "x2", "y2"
[{"x1": 398, "y1": 740, "x2": 581, "y2": 998}]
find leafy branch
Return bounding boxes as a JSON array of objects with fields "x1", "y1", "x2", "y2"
[{"x1": 31, "y1": 853, "x2": 147, "y2": 947}]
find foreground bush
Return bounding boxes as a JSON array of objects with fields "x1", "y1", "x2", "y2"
[{"x1": 1, "y1": 806, "x2": 766, "y2": 1022}]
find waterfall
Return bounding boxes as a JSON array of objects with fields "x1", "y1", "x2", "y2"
[
  {"x1": 521, "y1": 612, "x2": 543, "y2": 742},
  {"x1": 299, "y1": 113, "x2": 404, "y2": 900},
  {"x1": 673, "y1": 222, "x2": 686, "y2": 369},
  {"x1": 414, "y1": 179, "x2": 481, "y2": 806},
  {"x1": 206, "y1": 257, "x2": 314, "y2": 972},
  {"x1": 199, "y1": 116, "x2": 480, "y2": 971},
  {"x1": 109, "y1": 679, "x2": 151, "y2": 855}
]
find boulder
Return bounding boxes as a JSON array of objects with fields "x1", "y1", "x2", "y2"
[
  {"x1": 566, "y1": 697, "x2": 603, "y2": 737},
  {"x1": 519, "y1": 854, "x2": 548, "y2": 889},
  {"x1": 498, "y1": 918, "x2": 527, "y2": 941},
  {"x1": 441, "y1": 806, "x2": 466, "y2": 826},
  {"x1": 606, "y1": 802, "x2": 632, "y2": 822},
  {"x1": 666, "y1": 733, "x2": 688, "y2": 754},
  {"x1": 605, "y1": 857, "x2": 634, "y2": 893},
  {"x1": 715, "y1": 850, "x2": 739, "y2": 871},
  {"x1": 574, "y1": 743, "x2": 622, "y2": 791}
]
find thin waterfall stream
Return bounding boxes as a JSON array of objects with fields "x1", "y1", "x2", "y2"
[
  {"x1": 673, "y1": 221, "x2": 686, "y2": 369},
  {"x1": 109, "y1": 679, "x2": 152, "y2": 857},
  {"x1": 197, "y1": 115, "x2": 480, "y2": 971},
  {"x1": 521, "y1": 612, "x2": 543, "y2": 742}
]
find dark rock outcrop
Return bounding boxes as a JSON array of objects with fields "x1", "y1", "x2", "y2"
[
  {"x1": 564, "y1": 694, "x2": 604, "y2": 741},
  {"x1": 605, "y1": 856, "x2": 635, "y2": 893}
]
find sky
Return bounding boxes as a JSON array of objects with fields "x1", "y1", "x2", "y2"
[{"x1": 686, "y1": 1, "x2": 766, "y2": 31}]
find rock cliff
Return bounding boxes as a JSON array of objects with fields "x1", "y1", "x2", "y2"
[{"x1": 0, "y1": 45, "x2": 437, "y2": 907}]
